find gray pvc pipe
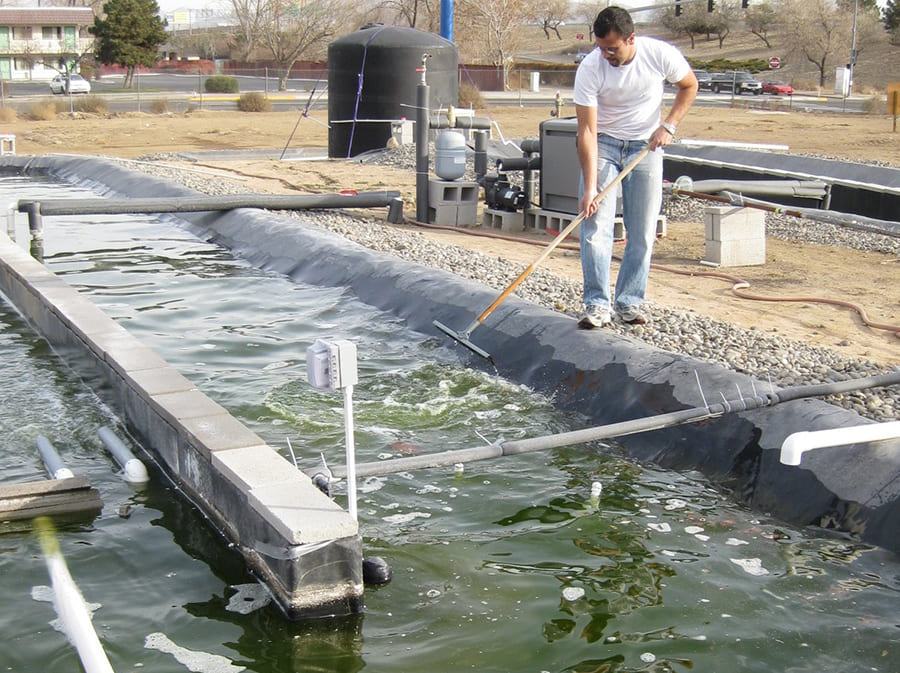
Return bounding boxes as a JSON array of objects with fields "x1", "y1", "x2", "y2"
[
  {"x1": 317, "y1": 372, "x2": 900, "y2": 479},
  {"x1": 416, "y1": 81, "x2": 429, "y2": 223},
  {"x1": 691, "y1": 179, "x2": 827, "y2": 198},
  {"x1": 37, "y1": 435, "x2": 74, "y2": 480},
  {"x1": 98, "y1": 426, "x2": 148, "y2": 484},
  {"x1": 17, "y1": 191, "x2": 402, "y2": 217}
]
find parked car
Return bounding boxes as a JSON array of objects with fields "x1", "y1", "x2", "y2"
[
  {"x1": 693, "y1": 69, "x2": 713, "y2": 90},
  {"x1": 708, "y1": 71, "x2": 762, "y2": 95},
  {"x1": 49, "y1": 73, "x2": 91, "y2": 95},
  {"x1": 762, "y1": 80, "x2": 794, "y2": 95}
]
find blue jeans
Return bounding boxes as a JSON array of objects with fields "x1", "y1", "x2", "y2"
[{"x1": 579, "y1": 135, "x2": 663, "y2": 312}]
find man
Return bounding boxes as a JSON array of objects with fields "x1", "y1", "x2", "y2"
[{"x1": 574, "y1": 6, "x2": 697, "y2": 328}]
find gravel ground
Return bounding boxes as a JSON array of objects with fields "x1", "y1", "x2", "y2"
[{"x1": 124, "y1": 154, "x2": 899, "y2": 422}]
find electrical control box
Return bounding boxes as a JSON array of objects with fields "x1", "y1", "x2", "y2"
[
  {"x1": 306, "y1": 339, "x2": 358, "y2": 391},
  {"x1": 539, "y1": 117, "x2": 624, "y2": 216}
]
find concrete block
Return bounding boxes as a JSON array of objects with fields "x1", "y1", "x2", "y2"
[
  {"x1": 179, "y1": 413, "x2": 267, "y2": 458},
  {"x1": 151, "y1": 389, "x2": 229, "y2": 426},
  {"x1": 704, "y1": 206, "x2": 765, "y2": 242},
  {"x1": 704, "y1": 206, "x2": 766, "y2": 266},
  {"x1": 705, "y1": 237, "x2": 766, "y2": 266},
  {"x1": 213, "y1": 446, "x2": 308, "y2": 493},
  {"x1": 482, "y1": 208, "x2": 525, "y2": 232},
  {"x1": 525, "y1": 208, "x2": 580, "y2": 238},
  {"x1": 249, "y1": 480, "x2": 358, "y2": 544},
  {"x1": 427, "y1": 200, "x2": 478, "y2": 227},
  {"x1": 428, "y1": 179, "x2": 479, "y2": 205}
]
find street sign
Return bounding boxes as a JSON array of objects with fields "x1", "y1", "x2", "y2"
[
  {"x1": 769, "y1": 56, "x2": 781, "y2": 69},
  {"x1": 576, "y1": 33, "x2": 584, "y2": 40}
]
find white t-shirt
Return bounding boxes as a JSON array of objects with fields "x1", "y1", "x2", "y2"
[{"x1": 573, "y1": 36, "x2": 691, "y2": 141}]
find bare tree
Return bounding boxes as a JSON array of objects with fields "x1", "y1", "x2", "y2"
[
  {"x1": 251, "y1": 0, "x2": 343, "y2": 90},
  {"x1": 707, "y1": 0, "x2": 741, "y2": 48},
  {"x1": 231, "y1": 0, "x2": 267, "y2": 61},
  {"x1": 531, "y1": 0, "x2": 570, "y2": 40},
  {"x1": 779, "y1": 0, "x2": 884, "y2": 88},
  {"x1": 457, "y1": 0, "x2": 537, "y2": 88},
  {"x1": 746, "y1": 1, "x2": 777, "y2": 48},
  {"x1": 374, "y1": 0, "x2": 440, "y2": 30}
]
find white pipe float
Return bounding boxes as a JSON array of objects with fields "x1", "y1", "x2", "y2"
[
  {"x1": 97, "y1": 426, "x2": 149, "y2": 484},
  {"x1": 34, "y1": 517, "x2": 116, "y2": 673},
  {"x1": 780, "y1": 421, "x2": 900, "y2": 466},
  {"x1": 36, "y1": 436, "x2": 75, "y2": 480}
]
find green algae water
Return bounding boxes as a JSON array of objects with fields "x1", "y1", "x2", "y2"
[{"x1": 0, "y1": 175, "x2": 897, "y2": 672}]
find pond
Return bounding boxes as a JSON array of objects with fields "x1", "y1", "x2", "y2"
[{"x1": 0, "y1": 174, "x2": 896, "y2": 673}]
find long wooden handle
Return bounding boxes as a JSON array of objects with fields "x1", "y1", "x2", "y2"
[{"x1": 474, "y1": 147, "x2": 651, "y2": 326}]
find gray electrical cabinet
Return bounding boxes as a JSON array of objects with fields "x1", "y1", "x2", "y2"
[{"x1": 539, "y1": 118, "x2": 581, "y2": 214}]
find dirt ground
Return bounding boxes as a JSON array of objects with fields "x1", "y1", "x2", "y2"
[{"x1": 4, "y1": 105, "x2": 899, "y2": 366}]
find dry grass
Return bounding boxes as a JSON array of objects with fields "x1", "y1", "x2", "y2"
[
  {"x1": 0, "y1": 105, "x2": 16, "y2": 123},
  {"x1": 26, "y1": 98, "x2": 65, "y2": 121},
  {"x1": 150, "y1": 98, "x2": 171, "y2": 114},
  {"x1": 237, "y1": 92, "x2": 272, "y2": 112}
]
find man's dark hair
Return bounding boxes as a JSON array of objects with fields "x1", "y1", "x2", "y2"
[{"x1": 593, "y1": 6, "x2": 634, "y2": 39}]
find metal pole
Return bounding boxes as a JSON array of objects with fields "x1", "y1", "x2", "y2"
[
  {"x1": 849, "y1": 0, "x2": 858, "y2": 97},
  {"x1": 415, "y1": 55, "x2": 431, "y2": 223},
  {"x1": 314, "y1": 372, "x2": 900, "y2": 480}
]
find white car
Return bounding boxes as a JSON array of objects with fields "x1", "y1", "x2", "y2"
[{"x1": 49, "y1": 74, "x2": 91, "y2": 95}]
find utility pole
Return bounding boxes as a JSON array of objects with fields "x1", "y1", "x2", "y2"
[{"x1": 849, "y1": 0, "x2": 858, "y2": 96}]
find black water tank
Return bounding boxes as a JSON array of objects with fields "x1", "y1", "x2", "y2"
[{"x1": 328, "y1": 25, "x2": 458, "y2": 158}]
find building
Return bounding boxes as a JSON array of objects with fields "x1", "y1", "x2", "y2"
[{"x1": 0, "y1": 7, "x2": 95, "y2": 81}]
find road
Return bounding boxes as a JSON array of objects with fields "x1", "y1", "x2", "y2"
[{"x1": 3, "y1": 72, "x2": 869, "y2": 115}]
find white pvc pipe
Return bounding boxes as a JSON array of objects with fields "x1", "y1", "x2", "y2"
[
  {"x1": 98, "y1": 426, "x2": 149, "y2": 484},
  {"x1": 35, "y1": 518, "x2": 116, "y2": 673},
  {"x1": 36, "y1": 436, "x2": 75, "y2": 480},
  {"x1": 780, "y1": 421, "x2": 900, "y2": 466},
  {"x1": 343, "y1": 384, "x2": 358, "y2": 521}
]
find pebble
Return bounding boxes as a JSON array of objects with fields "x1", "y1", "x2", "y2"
[{"x1": 122, "y1": 153, "x2": 899, "y2": 423}]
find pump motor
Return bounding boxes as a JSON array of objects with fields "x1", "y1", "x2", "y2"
[{"x1": 483, "y1": 173, "x2": 527, "y2": 212}]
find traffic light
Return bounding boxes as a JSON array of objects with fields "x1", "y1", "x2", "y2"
[
  {"x1": 708, "y1": 0, "x2": 715, "y2": 11},
  {"x1": 675, "y1": 0, "x2": 682, "y2": 16}
]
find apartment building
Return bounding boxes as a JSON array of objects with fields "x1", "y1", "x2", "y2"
[{"x1": 0, "y1": 7, "x2": 95, "y2": 81}]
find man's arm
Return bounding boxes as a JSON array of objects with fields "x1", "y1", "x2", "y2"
[
  {"x1": 576, "y1": 103, "x2": 600, "y2": 217},
  {"x1": 649, "y1": 70, "x2": 698, "y2": 150}
]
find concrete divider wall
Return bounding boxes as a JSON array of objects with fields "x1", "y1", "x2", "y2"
[
  {"x1": 0, "y1": 191, "x2": 362, "y2": 619},
  {"x1": 3, "y1": 154, "x2": 899, "y2": 556}
]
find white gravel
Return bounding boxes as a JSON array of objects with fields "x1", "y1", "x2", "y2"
[{"x1": 122, "y1": 154, "x2": 899, "y2": 422}]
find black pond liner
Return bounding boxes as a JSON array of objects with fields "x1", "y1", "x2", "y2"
[{"x1": 3, "y1": 154, "x2": 898, "y2": 554}]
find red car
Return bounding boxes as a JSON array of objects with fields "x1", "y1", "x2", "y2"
[{"x1": 762, "y1": 81, "x2": 794, "y2": 95}]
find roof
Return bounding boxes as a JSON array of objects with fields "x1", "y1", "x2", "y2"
[{"x1": 0, "y1": 8, "x2": 95, "y2": 26}]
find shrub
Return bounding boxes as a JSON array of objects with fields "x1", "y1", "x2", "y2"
[
  {"x1": 26, "y1": 98, "x2": 65, "y2": 120},
  {"x1": 204, "y1": 75, "x2": 239, "y2": 93},
  {"x1": 150, "y1": 98, "x2": 171, "y2": 114},
  {"x1": 862, "y1": 95, "x2": 884, "y2": 115},
  {"x1": 72, "y1": 95, "x2": 108, "y2": 114},
  {"x1": 237, "y1": 91, "x2": 271, "y2": 112},
  {"x1": 0, "y1": 105, "x2": 16, "y2": 123},
  {"x1": 458, "y1": 82, "x2": 485, "y2": 109},
  {"x1": 689, "y1": 58, "x2": 769, "y2": 74}
]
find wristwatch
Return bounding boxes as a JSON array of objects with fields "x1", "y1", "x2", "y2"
[{"x1": 660, "y1": 121, "x2": 676, "y2": 136}]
